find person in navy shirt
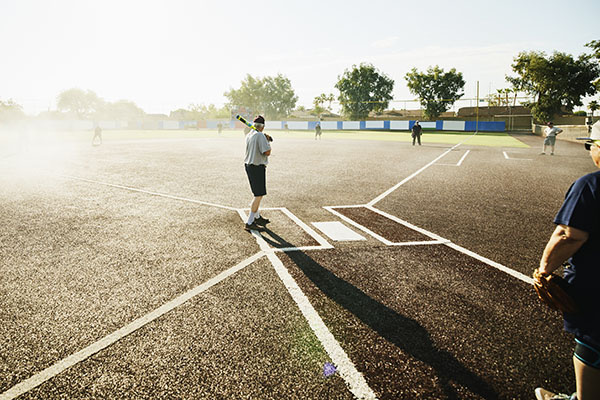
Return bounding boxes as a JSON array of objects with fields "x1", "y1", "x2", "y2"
[{"x1": 535, "y1": 121, "x2": 600, "y2": 400}]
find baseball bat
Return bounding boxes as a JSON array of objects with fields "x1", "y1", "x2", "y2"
[{"x1": 235, "y1": 115, "x2": 273, "y2": 142}]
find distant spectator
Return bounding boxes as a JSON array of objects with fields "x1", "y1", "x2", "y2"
[
  {"x1": 92, "y1": 124, "x2": 102, "y2": 146},
  {"x1": 315, "y1": 122, "x2": 322, "y2": 140},
  {"x1": 541, "y1": 122, "x2": 563, "y2": 155}
]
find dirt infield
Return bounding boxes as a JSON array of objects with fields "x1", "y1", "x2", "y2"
[{"x1": 1, "y1": 130, "x2": 596, "y2": 399}]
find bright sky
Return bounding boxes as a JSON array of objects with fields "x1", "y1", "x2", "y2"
[{"x1": 1, "y1": 0, "x2": 598, "y2": 115}]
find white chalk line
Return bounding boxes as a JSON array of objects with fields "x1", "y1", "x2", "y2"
[
  {"x1": 435, "y1": 149, "x2": 471, "y2": 166},
  {"x1": 54, "y1": 174, "x2": 238, "y2": 211},
  {"x1": 237, "y1": 209, "x2": 378, "y2": 399},
  {"x1": 456, "y1": 149, "x2": 471, "y2": 166},
  {"x1": 240, "y1": 207, "x2": 334, "y2": 251},
  {"x1": 328, "y1": 205, "x2": 532, "y2": 285},
  {"x1": 503, "y1": 151, "x2": 532, "y2": 161},
  {"x1": 0, "y1": 252, "x2": 265, "y2": 400},
  {"x1": 368, "y1": 133, "x2": 477, "y2": 206}
]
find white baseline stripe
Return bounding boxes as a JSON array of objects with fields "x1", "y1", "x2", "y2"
[
  {"x1": 266, "y1": 251, "x2": 378, "y2": 399},
  {"x1": 368, "y1": 133, "x2": 477, "y2": 206},
  {"x1": 279, "y1": 208, "x2": 333, "y2": 249},
  {"x1": 55, "y1": 174, "x2": 238, "y2": 211},
  {"x1": 323, "y1": 207, "x2": 393, "y2": 246},
  {"x1": 365, "y1": 206, "x2": 446, "y2": 241},
  {"x1": 368, "y1": 144, "x2": 459, "y2": 206},
  {"x1": 503, "y1": 151, "x2": 533, "y2": 161},
  {"x1": 366, "y1": 206, "x2": 532, "y2": 284},
  {"x1": 0, "y1": 252, "x2": 265, "y2": 400},
  {"x1": 456, "y1": 150, "x2": 470, "y2": 166},
  {"x1": 237, "y1": 210, "x2": 377, "y2": 399},
  {"x1": 239, "y1": 208, "x2": 333, "y2": 250}
]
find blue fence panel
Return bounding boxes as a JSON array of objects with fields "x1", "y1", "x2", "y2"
[
  {"x1": 436, "y1": 120, "x2": 444, "y2": 130},
  {"x1": 464, "y1": 121, "x2": 505, "y2": 131},
  {"x1": 384, "y1": 121, "x2": 390, "y2": 130}
]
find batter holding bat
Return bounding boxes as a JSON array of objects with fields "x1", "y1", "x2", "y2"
[{"x1": 241, "y1": 115, "x2": 272, "y2": 231}]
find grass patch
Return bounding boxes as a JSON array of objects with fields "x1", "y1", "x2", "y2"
[{"x1": 1, "y1": 128, "x2": 530, "y2": 149}]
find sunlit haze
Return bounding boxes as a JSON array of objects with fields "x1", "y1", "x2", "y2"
[{"x1": 1, "y1": 0, "x2": 598, "y2": 115}]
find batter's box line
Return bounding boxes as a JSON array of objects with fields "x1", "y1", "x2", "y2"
[
  {"x1": 503, "y1": 151, "x2": 532, "y2": 161},
  {"x1": 322, "y1": 206, "x2": 448, "y2": 247},
  {"x1": 237, "y1": 208, "x2": 334, "y2": 252},
  {"x1": 326, "y1": 205, "x2": 532, "y2": 285}
]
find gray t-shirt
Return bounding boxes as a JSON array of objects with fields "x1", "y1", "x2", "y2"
[
  {"x1": 244, "y1": 130, "x2": 271, "y2": 165},
  {"x1": 545, "y1": 126, "x2": 561, "y2": 137}
]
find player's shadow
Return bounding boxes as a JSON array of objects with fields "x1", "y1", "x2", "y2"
[
  {"x1": 258, "y1": 227, "x2": 296, "y2": 249},
  {"x1": 280, "y1": 248, "x2": 499, "y2": 400}
]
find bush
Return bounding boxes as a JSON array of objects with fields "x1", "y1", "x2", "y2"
[{"x1": 573, "y1": 110, "x2": 587, "y2": 116}]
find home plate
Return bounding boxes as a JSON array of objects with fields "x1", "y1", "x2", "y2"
[{"x1": 311, "y1": 221, "x2": 366, "y2": 241}]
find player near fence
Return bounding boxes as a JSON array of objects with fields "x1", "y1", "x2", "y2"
[
  {"x1": 315, "y1": 122, "x2": 322, "y2": 140},
  {"x1": 243, "y1": 115, "x2": 272, "y2": 231},
  {"x1": 411, "y1": 121, "x2": 422, "y2": 146}
]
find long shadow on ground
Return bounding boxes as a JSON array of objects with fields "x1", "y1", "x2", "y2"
[{"x1": 264, "y1": 225, "x2": 498, "y2": 399}]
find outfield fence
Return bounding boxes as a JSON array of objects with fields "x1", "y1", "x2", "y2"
[{"x1": 1, "y1": 119, "x2": 506, "y2": 132}]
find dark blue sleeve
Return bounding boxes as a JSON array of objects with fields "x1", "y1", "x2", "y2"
[{"x1": 554, "y1": 175, "x2": 599, "y2": 234}]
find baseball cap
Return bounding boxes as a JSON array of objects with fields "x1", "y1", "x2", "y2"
[
  {"x1": 577, "y1": 120, "x2": 600, "y2": 141},
  {"x1": 253, "y1": 115, "x2": 265, "y2": 124}
]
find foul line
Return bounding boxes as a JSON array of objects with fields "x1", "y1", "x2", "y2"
[
  {"x1": 54, "y1": 174, "x2": 238, "y2": 211},
  {"x1": 368, "y1": 134, "x2": 478, "y2": 207},
  {"x1": 0, "y1": 252, "x2": 265, "y2": 400},
  {"x1": 237, "y1": 210, "x2": 378, "y2": 399}
]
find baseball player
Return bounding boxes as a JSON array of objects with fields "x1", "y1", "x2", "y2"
[{"x1": 243, "y1": 115, "x2": 271, "y2": 231}]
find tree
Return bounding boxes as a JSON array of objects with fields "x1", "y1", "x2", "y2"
[
  {"x1": 487, "y1": 88, "x2": 519, "y2": 107},
  {"x1": 57, "y1": 88, "x2": 102, "y2": 118},
  {"x1": 312, "y1": 93, "x2": 335, "y2": 116},
  {"x1": 405, "y1": 66, "x2": 465, "y2": 120},
  {"x1": 589, "y1": 100, "x2": 599, "y2": 121},
  {"x1": 335, "y1": 63, "x2": 394, "y2": 119},
  {"x1": 506, "y1": 51, "x2": 599, "y2": 123},
  {"x1": 224, "y1": 73, "x2": 297, "y2": 119},
  {"x1": 99, "y1": 100, "x2": 145, "y2": 120},
  {"x1": 0, "y1": 99, "x2": 24, "y2": 120}
]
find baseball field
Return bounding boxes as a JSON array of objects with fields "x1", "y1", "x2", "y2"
[{"x1": 0, "y1": 128, "x2": 595, "y2": 399}]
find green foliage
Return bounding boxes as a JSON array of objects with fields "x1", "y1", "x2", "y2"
[
  {"x1": 0, "y1": 98, "x2": 24, "y2": 120},
  {"x1": 312, "y1": 93, "x2": 335, "y2": 116},
  {"x1": 507, "y1": 51, "x2": 599, "y2": 123},
  {"x1": 57, "y1": 88, "x2": 146, "y2": 119},
  {"x1": 224, "y1": 73, "x2": 298, "y2": 119},
  {"x1": 56, "y1": 88, "x2": 103, "y2": 117},
  {"x1": 335, "y1": 63, "x2": 394, "y2": 119},
  {"x1": 589, "y1": 100, "x2": 599, "y2": 118},
  {"x1": 573, "y1": 110, "x2": 587, "y2": 116},
  {"x1": 174, "y1": 104, "x2": 230, "y2": 120},
  {"x1": 487, "y1": 88, "x2": 519, "y2": 107},
  {"x1": 98, "y1": 100, "x2": 145, "y2": 120},
  {"x1": 405, "y1": 66, "x2": 465, "y2": 120}
]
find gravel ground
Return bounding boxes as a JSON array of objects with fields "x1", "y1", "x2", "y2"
[{"x1": 1, "y1": 132, "x2": 593, "y2": 398}]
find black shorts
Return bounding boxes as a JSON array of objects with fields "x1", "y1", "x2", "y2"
[
  {"x1": 575, "y1": 337, "x2": 600, "y2": 369},
  {"x1": 245, "y1": 164, "x2": 266, "y2": 197}
]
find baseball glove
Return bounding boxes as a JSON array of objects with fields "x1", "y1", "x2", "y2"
[{"x1": 532, "y1": 269, "x2": 579, "y2": 314}]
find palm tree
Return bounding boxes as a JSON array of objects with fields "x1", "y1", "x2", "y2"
[{"x1": 589, "y1": 101, "x2": 599, "y2": 123}]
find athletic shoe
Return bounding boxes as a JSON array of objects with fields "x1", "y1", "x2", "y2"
[
  {"x1": 540, "y1": 152, "x2": 546, "y2": 155},
  {"x1": 244, "y1": 222, "x2": 263, "y2": 232},
  {"x1": 534, "y1": 387, "x2": 576, "y2": 400},
  {"x1": 254, "y1": 216, "x2": 270, "y2": 226},
  {"x1": 551, "y1": 153, "x2": 554, "y2": 155}
]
